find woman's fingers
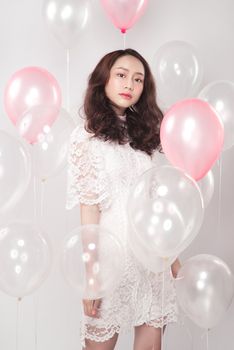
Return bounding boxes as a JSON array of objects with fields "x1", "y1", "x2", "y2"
[
  {"x1": 92, "y1": 299, "x2": 102, "y2": 317},
  {"x1": 82, "y1": 299, "x2": 102, "y2": 318}
]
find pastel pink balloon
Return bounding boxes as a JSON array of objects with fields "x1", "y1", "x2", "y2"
[
  {"x1": 160, "y1": 99, "x2": 224, "y2": 180},
  {"x1": 4, "y1": 66, "x2": 62, "y2": 126},
  {"x1": 100, "y1": 0, "x2": 148, "y2": 33}
]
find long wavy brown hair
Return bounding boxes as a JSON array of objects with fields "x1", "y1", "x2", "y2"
[{"x1": 82, "y1": 48, "x2": 163, "y2": 156}]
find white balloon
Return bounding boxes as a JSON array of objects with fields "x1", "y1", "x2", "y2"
[
  {"x1": 0, "y1": 131, "x2": 31, "y2": 213},
  {"x1": 33, "y1": 108, "x2": 76, "y2": 181},
  {"x1": 128, "y1": 166, "x2": 204, "y2": 258},
  {"x1": 0, "y1": 222, "x2": 51, "y2": 298},
  {"x1": 152, "y1": 41, "x2": 203, "y2": 109},
  {"x1": 199, "y1": 80, "x2": 234, "y2": 150},
  {"x1": 128, "y1": 228, "x2": 176, "y2": 273},
  {"x1": 61, "y1": 224, "x2": 125, "y2": 300},
  {"x1": 197, "y1": 170, "x2": 214, "y2": 208},
  {"x1": 42, "y1": 0, "x2": 90, "y2": 48},
  {"x1": 175, "y1": 254, "x2": 234, "y2": 329}
]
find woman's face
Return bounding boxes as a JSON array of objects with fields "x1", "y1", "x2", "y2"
[{"x1": 105, "y1": 54, "x2": 145, "y2": 115}]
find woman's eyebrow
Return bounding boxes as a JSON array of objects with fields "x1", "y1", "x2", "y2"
[{"x1": 115, "y1": 66, "x2": 144, "y2": 76}]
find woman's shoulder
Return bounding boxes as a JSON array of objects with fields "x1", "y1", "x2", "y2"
[{"x1": 70, "y1": 124, "x2": 93, "y2": 144}]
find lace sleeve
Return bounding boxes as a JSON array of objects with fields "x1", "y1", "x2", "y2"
[{"x1": 65, "y1": 126, "x2": 112, "y2": 211}]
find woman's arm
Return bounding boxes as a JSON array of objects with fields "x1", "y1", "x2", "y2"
[
  {"x1": 80, "y1": 203, "x2": 102, "y2": 318},
  {"x1": 171, "y1": 258, "x2": 181, "y2": 278},
  {"x1": 80, "y1": 203, "x2": 100, "y2": 224}
]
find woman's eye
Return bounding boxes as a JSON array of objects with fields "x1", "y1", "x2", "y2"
[
  {"x1": 135, "y1": 78, "x2": 143, "y2": 83},
  {"x1": 117, "y1": 73, "x2": 125, "y2": 78}
]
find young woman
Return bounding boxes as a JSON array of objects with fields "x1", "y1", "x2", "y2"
[{"x1": 66, "y1": 48, "x2": 180, "y2": 350}]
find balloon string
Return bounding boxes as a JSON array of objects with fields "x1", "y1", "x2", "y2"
[
  {"x1": 206, "y1": 329, "x2": 209, "y2": 350},
  {"x1": 122, "y1": 33, "x2": 126, "y2": 49},
  {"x1": 66, "y1": 49, "x2": 71, "y2": 113},
  {"x1": 160, "y1": 260, "x2": 165, "y2": 350},
  {"x1": 40, "y1": 180, "x2": 46, "y2": 226},
  {"x1": 217, "y1": 156, "x2": 223, "y2": 240},
  {"x1": 177, "y1": 310, "x2": 194, "y2": 349},
  {"x1": 33, "y1": 152, "x2": 39, "y2": 227},
  {"x1": 16, "y1": 298, "x2": 21, "y2": 350},
  {"x1": 33, "y1": 296, "x2": 38, "y2": 350}
]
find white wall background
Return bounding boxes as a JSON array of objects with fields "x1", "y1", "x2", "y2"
[{"x1": 0, "y1": 0, "x2": 234, "y2": 349}]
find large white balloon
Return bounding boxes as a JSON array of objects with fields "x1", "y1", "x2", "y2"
[
  {"x1": 175, "y1": 254, "x2": 234, "y2": 329},
  {"x1": 0, "y1": 222, "x2": 51, "y2": 298},
  {"x1": 128, "y1": 166, "x2": 204, "y2": 258},
  {"x1": 128, "y1": 228, "x2": 176, "y2": 274},
  {"x1": 152, "y1": 41, "x2": 203, "y2": 109},
  {"x1": 61, "y1": 224, "x2": 125, "y2": 300},
  {"x1": 0, "y1": 131, "x2": 31, "y2": 213},
  {"x1": 199, "y1": 80, "x2": 234, "y2": 150},
  {"x1": 42, "y1": 0, "x2": 90, "y2": 48}
]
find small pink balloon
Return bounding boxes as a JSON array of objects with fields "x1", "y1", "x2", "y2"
[
  {"x1": 160, "y1": 99, "x2": 224, "y2": 180},
  {"x1": 4, "y1": 66, "x2": 62, "y2": 126},
  {"x1": 100, "y1": 0, "x2": 148, "y2": 33}
]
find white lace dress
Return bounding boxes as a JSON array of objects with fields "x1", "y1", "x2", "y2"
[{"x1": 66, "y1": 123, "x2": 178, "y2": 347}]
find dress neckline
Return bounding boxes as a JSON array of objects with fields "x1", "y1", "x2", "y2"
[{"x1": 117, "y1": 114, "x2": 126, "y2": 121}]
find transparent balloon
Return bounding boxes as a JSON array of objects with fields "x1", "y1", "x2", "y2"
[
  {"x1": 129, "y1": 229, "x2": 176, "y2": 273},
  {"x1": 100, "y1": 0, "x2": 148, "y2": 33},
  {"x1": 16, "y1": 105, "x2": 60, "y2": 145},
  {"x1": 199, "y1": 80, "x2": 234, "y2": 151},
  {"x1": 152, "y1": 41, "x2": 203, "y2": 109},
  {"x1": 4, "y1": 66, "x2": 61, "y2": 128},
  {"x1": 0, "y1": 131, "x2": 31, "y2": 213},
  {"x1": 197, "y1": 170, "x2": 214, "y2": 208},
  {"x1": 61, "y1": 224, "x2": 125, "y2": 300},
  {"x1": 160, "y1": 98, "x2": 224, "y2": 180},
  {"x1": 128, "y1": 166, "x2": 204, "y2": 258},
  {"x1": 42, "y1": 0, "x2": 90, "y2": 48},
  {"x1": 175, "y1": 254, "x2": 234, "y2": 329},
  {"x1": 32, "y1": 108, "x2": 76, "y2": 180},
  {"x1": 0, "y1": 222, "x2": 51, "y2": 298}
]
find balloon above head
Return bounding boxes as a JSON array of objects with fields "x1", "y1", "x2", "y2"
[
  {"x1": 128, "y1": 165, "x2": 204, "y2": 258},
  {"x1": 160, "y1": 98, "x2": 224, "y2": 180},
  {"x1": 100, "y1": 0, "x2": 148, "y2": 33},
  {"x1": 0, "y1": 131, "x2": 31, "y2": 214},
  {"x1": 42, "y1": 0, "x2": 90, "y2": 48},
  {"x1": 4, "y1": 66, "x2": 62, "y2": 135},
  {"x1": 61, "y1": 224, "x2": 125, "y2": 300},
  {"x1": 199, "y1": 80, "x2": 234, "y2": 151},
  {"x1": 175, "y1": 254, "x2": 234, "y2": 329},
  {"x1": 0, "y1": 222, "x2": 51, "y2": 298},
  {"x1": 152, "y1": 41, "x2": 203, "y2": 109}
]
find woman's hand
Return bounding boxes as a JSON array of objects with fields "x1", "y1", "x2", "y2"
[
  {"x1": 171, "y1": 258, "x2": 181, "y2": 279},
  {"x1": 82, "y1": 298, "x2": 102, "y2": 318}
]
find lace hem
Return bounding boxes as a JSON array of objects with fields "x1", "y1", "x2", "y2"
[
  {"x1": 81, "y1": 323, "x2": 121, "y2": 348},
  {"x1": 80, "y1": 311, "x2": 178, "y2": 348}
]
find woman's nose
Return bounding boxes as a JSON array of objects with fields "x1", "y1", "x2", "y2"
[{"x1": 124, "y1": 79, "x2": 134, "y2": 91}]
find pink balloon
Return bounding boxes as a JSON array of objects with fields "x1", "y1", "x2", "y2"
[
  {"x1": 100, "y1": 0, "x2": 148, "y2": 33},
  {"x1": 4, "y1": 66, "x2": 62, "y2": 126},
  {"x1": 160, "y1": 99, "x2": 224, "y2": 180}
]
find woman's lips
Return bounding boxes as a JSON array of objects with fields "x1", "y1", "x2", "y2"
[{"x1": 119, "y1": 93, "x2": 132, "y2": 99}]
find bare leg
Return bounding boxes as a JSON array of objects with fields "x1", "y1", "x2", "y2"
[
  {"x1": 83, "y1": 333, "x2": 118, "y2": 350},
  {"x1": 133, "y1": 324, "x2": 164, "y2": 350}
]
